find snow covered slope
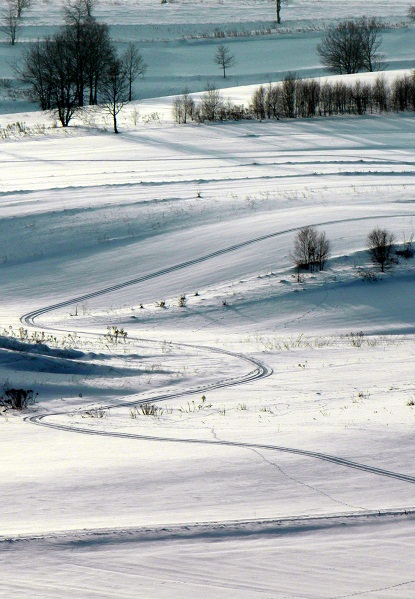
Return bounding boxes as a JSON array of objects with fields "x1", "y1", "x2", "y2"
[
  {"x1": 1, "y1": 102, "x2": 415, "y2": 596},
  {"x1": 0, "y1": 0, "x2": 415, "y2": 594}
]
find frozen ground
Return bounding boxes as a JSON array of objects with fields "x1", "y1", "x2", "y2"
[{"x1": 1, "y1": 0, "x2": 415, "y2": 597}]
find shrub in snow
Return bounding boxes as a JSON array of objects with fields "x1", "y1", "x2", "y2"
[{"x1": 0, "y1": 388, "x2": 36, "y2": 410}]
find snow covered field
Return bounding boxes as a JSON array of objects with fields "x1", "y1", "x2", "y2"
[{"x1": 1, "y1": 0, "x2": 415, "y2": 597}]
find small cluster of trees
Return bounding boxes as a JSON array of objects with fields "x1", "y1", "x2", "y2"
[
  {"x1": 251, "y1": 72, "x2": 415, "y2": 119},
  {"x1": 291, "y1": 226, "x2": 410, "y2": 277},
  {"x1": 317, "y1": 17, "x2": 384, "y2": 75},
  {"x1": 291, "y1": 226, "x2": 331, "y2": 275},
  {"x1": 16, "y1": 0, "x2": 146, "y2": 130},
  {"x1": 172, "y1": 84, "x2": 248, "y2": 123}
]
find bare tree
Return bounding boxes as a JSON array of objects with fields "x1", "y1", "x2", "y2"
[
  {"x1": 317, "y1": 20, "x2": 364, "y2": 75},
  {"x1": 292, "y1": 226, "x2": 317, "y2": 271},
  {"x1": 0, "y1": 3, "x2": 19, "y2": 45},
  {"x1": 13, "y1": 0, "x2": 33, "y2": 18},
  {"x1": 367, "y1": 228, "x2": 395, "y2": 272},
  {"x1": 373, "y1": 74, "x2": 390, "y2": 112},
  {"x1": 63, "y1": 0, "x2": 96, "y2": 22},
  {"x1": 99, "y1": 57, "x2": 129, "y2": 133},
  {"x1": 15, "y1": 40, "x2": 52, "y2": 109},
  {"x1": 83, "y1": 0, "x2": 97, "y2": 17},
  {"x1": 291, "y1": 226, "x2": 331, "y2": 273},
  {"x1": 172, "y1": 88, "x2": 194, "y2": 123},
  {"x1": 83, "y1": 19, "x2": 114, "y2": 104},
  {"x1": 281, "y1": 72, "x2": 297, "y2": 118},
  {"x1": 315, "y1": 230, "x2": 331, "y2": 270},
  {"x1": 61, "y1": 1, "x2": 113, "y2": 106},
  {"x1": 251, "y1": 85, "x2": 267, "y2": 119},
  {"x1": 200, "y1": 83, "x2": 224, "y2": 120},
  {"x1": 408, "y1": 5, "x2": 415, "y2": 22},
  {"x1": 214, "y1": 44, "x2": 236, "y2": 78},
  {"x1": 48, "y1": 33, "x2": 80, "y2": 127},
  {"x1": 122, "y1": 42, "x2": 147, "y2": 102},
  {"x1": 358, "y1": 17, "x2": 384, "y2": 72}
]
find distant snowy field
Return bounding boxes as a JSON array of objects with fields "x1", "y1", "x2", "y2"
[
  {"x1": 1, "y1": 0, "x2": 415, "y2": 597},
  {"x1": 14, "y1": 0, "x2": 414, "y2": 26},
  {"x1": 1, "y1": 0, "x2": 414, "y2": 105}
]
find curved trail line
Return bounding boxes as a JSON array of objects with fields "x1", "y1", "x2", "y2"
[
  {"x1": 26, "y1": 412, "x2": 415, "y2": 486},
  {"x1": 21, "y1": 212, "x2": 414, "y2": 326},
  {"x1": 21, "y1": 212, "x2": 415, "y2": 489}
]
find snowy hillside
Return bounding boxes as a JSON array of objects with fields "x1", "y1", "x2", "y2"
[{"x1": 1, "y1": 0, "x2": 415, "y2": 597}]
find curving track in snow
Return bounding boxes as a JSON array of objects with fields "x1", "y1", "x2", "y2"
[{"x1": 21, "y1": 212, "x2": 415, "y2": 489}]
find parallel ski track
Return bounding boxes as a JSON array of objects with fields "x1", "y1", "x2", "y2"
[
  {"x1": 21, "y1": 213, "x2": 414, "y2": 327},
  {"x1": 26, "y1": 412, "x2": 415, "y2": 485},
  {"x1": 22, "y1": 212, "x2": 415, "y2": 488}
]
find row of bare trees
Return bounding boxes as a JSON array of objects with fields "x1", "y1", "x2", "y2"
[
  {"x1": 15, "y1": 0, "x2": 146, "y2": 131},
  {"x1": 251, "y1": 72, "x2": 415, "y2": 119},
  {"x1": 173, "y1": 71, "x2": 415, "y2": 124}
]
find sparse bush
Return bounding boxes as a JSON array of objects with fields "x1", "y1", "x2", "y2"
[
  {"x1": 82, "y1": 407, "x2": 107, "y2": 418},
  {"x1": 357, "y1": 268, "x2": 378, "y2": 282},
  {"x1": 347, "y1": 331, "x2": 365, "y2": 348},
  {"x1": 0, "y1": 388, "x2": 36, "y2": 410},
  {"x1": 178, "y1": 294, "x2": 187, "y2": 307},
  {"x1": 139, "y1": 403, "x2": 162, "y2": 416},
  {"x1": 396, "y1": 235, "x2": 414, "y2": 259},
  {"x1": 104, "y1": 326, "x2": 128, "y2": 344}
]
